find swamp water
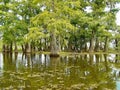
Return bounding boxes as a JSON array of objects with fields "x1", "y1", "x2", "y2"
[{"x1": 0, "y1": 53, "x2": 120, "y2": 90}]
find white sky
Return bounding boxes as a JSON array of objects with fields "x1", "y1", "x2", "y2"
[
  {"x1": 85, "y1": 4, "x2": 120, "y2": 26},
  {"x1": 116, "y1": 3, "x2": 120, "y2": 25},
  {"x1": 116, "y1": 11, "x2": 120, "y2": 25}
]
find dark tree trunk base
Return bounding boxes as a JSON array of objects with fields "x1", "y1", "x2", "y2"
[
  {"x1": 50, "y1": 53, "x2": 60, "y2": 57},
  {"x1": 14, "y1": 50, "x2": 18, "y2": 53},
  {"x1": 2, "y1": 50, "x2": 12, "y2": 53},
  {"x1": 22, "y1": 51, "x2": 31, "y2": 54},
  {"x1": 14, "y1": 51, "x2": 18, "y2": 54}
]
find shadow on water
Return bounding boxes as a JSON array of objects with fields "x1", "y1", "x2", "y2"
[{"x1": 0, "y1": 52, "x2": 120, "y2": 89}]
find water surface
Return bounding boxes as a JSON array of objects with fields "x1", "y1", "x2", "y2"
[{"x1": 0, "y1": 53, "x2": 120, "y2": 90}]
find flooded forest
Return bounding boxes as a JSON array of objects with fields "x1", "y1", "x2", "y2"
[{"x1": 0, "y1": 0, "x2": 120, "y2": 90}]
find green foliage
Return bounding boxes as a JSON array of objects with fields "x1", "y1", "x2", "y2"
[
  {"x1": 27, "y1": 27, "x2": 45, "y2": 41},
  {"x1": 0, "y1": 0, "x2": 120, "y2": 52},
  {"x1": 0, "y1": 40, "x2": 3, "y2": 51}
]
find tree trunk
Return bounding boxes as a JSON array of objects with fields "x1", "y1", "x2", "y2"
[
  {"x1": 22, "y1": 44, "x2": 27, "y2": 53},
  {"x1": 68, "y1": 42, "x2": 72, "y2": 52},
  {"x1": 9, "y1": 42, "x2": 13, "y2": 53},
  {"x1": 14, "y1": 42, "x2": 18, "y2": 53},
  {"x1": 94, "y1": 37, "x2": 100, "y2": 52},
  {"x1": 6, "y1": 45, "x2": 9, "y2": 52},
  {"x1": 26, "y1": 43, "x2": 31, "y2": 53},
  {"x1": 80, "y1": 39, "x2": 88, "y2": 52},
  {"x1": 115, "y1": 54, "x2": 118, "y2": 63},
  {"x1": 89, "y1": 31, "x2": 95, "y2": 52},
  {"x1": 84, "y1": 43, "x2": 88, "y2": 52},
  {"x1": 31, "y1": 42, "x2": 36, "y2": 52},
  {"x1": 50, "y1": 31, "x2": 59, "y2": 57},
  {"x1": 15, "y1": 52, "x2": 18, "y2": 60},
  {"x1": 58, "y1": 35, "x2": 61, "y2": 52},
  {"x1": 44, "y1": 38, "x2": 47, "y2": 51},
  {"x1": 115, "y1": 39, "x2": 118, "y2": 50},
  {"x1": 104, "y1": 36, "x2": 109, "y2": 52},
  {"x1": 22, "y1": 45, "x2": 25, "y2": 53},
  {"x1": 2, "y1": 44, "x2": 6, "y2": 52}
]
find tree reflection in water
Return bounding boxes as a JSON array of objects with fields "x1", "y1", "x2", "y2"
[
  {"x1": 0, "y1": 53, "x2": 119, "y2": 89},
  {"x1": 0, "y1": 54, "x2": 3, "y2": 76}
]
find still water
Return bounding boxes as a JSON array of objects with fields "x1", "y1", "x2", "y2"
[{"x1": 0, "y1": 53, "x2": 120, "y2": 90}]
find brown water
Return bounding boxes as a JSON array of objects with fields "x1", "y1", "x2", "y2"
[{"x1": 0, "y1": 53, "x2": 120, "y2": 90}]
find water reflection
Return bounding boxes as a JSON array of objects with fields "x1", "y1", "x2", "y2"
[
  {"x1": 0, "y1": 53, "x2": 120, "y2": 89},
  {"x1": 0, "y1": 54, "x2": 3, "y2": 76}
]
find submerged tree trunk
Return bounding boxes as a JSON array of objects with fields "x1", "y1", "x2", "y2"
[
  {"x1": 44, "y1": 38, "x2": 47, "y2": 51},
  {"x1": 15, "y1": 52, "x2": 18, "y2": 60},
  {"x1": 3, "y1": 43, "x2": 13, "y2": 53},
  {"x1": 89, "y1": 31, "x2": 95, "y2": 52},
  {"x1": 31, "y1": 41, "x2": 36, "y2": 52},
  {"x1": 58, "y1": 35, "x2": 61, "y2": 52},
  {"x1": 80, "y1": 39, "x2": 88, "y2": 52},
  {"x1": 31, "y1": 45, "x2": 36, "y2": 52},
  {"x1": 22, "y1": 45, "x2": 25, "y2": 53},
  {"x1": 2, "y1": 44, "x2": 6, "y2": 52},
  {"x1": 14, "y1": 42, "x2": 18, "y2": 53},
  {"x1": 94, "y1": 37, "x2": 100, "y2": 52},
  {"x1": 6, "y1": 45, "x2": 9, "y2": 52},
  {"x1": 104, "y1": 36, "x2": 109, "y2": 52},
  {"x1": 22, "y1": 43, "x2": 28, "y2": 53},
  {"x1": 50, "y1": 0, "x2": 59, "y2": 57},
  {"x1": 50, "y1": 31, "x2": 59, "y2": 57},
  {"x1": 84, "y1": 43, "x2": 88, "y2": 52},
  {"x1": 26, "y1": 43, "x2": 31, "y2": 53},
  {"x1": 10, "y1": 42, "x2": 13, "y2": 52},
  {"x1": 115, "y1": 39, "x2": 118, "y2": 51}
]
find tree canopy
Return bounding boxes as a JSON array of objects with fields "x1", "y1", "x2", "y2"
[{"x1": 0, "y1": 0, "x2": 120, "y2": 54}]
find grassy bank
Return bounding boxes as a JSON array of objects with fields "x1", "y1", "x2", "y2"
[
  {"x1": 0, "y1": 50, "x2": 119, "y2": 55},
  {"x1": 20, "y1": 51, "x2": 120, "y2": 57}
]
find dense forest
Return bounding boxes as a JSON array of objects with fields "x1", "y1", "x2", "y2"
[{"x1": 0, "y1": 0, "x2": 120, "y2": 56}]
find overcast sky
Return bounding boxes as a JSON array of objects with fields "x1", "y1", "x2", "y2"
[
  {"x1": 116, "y1": 3, "x2": 120, "y2": 25},
  {"x1": 116, "y1": 11, "x2": 120, "y2": 25}
]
